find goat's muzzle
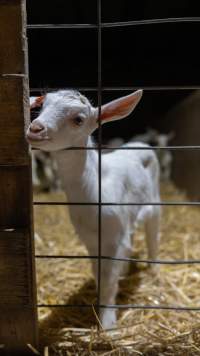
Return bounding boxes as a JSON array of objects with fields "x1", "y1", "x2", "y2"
[{"x1": 26, "y1": 122, "x2": 50, "y2": 144}]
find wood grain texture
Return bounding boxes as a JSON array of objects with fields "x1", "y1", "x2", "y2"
[
  {"x1": 0, "y1": 0, "x2": 24, "y2": 75},
  {"x1": 0, "y1": 230, "x2": 31, "y2": 305},
  {"x1": 0, "y1": 78, "x2": 30, "y2": 165},
  {"x1": 0, "y1": 308, "x2": 38, "y2": 355},
  {"x1": 0, "y1": 166, "x2": 31, "y2": 227},
  {"x1": 0, "y1": 0, "x2": 38, "y2": 353}
]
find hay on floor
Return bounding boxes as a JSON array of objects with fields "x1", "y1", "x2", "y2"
[{"x1": 34, "y1": 182, "x2": 200, "y2": 355}]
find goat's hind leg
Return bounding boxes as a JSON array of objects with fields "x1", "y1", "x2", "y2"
[{"x1": 145, "y1": 205, "x2": 161, "y2": 261}]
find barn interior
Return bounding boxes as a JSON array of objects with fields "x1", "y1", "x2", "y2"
[{"x1": 27, "y1": 1, "x2": 200, "y2": 354}]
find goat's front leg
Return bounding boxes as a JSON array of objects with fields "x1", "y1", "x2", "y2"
[{"x1": 92, "y1": 239, "x2": 131, "y2": 329}]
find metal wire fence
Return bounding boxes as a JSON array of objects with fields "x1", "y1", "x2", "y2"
[{"x1": 28, "y1": 1, "x2": 200, "y2": 316}]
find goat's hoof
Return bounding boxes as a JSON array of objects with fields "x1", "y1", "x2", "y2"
[
  {"x1": 149, "y1": 263, "x2": 160, "y2": 279},
  {"x1": 100, "y1": 309, "x2": 117, "y2": 330}
]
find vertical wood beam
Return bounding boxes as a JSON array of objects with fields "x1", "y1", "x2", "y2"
[{"x1": 0, "y1": 0, "x2": 38, "y2": 354}]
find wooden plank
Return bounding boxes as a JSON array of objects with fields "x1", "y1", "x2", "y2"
[
  {"x1": 0, "y1": 0, "x2": 24, "y2": 74},
  {"x1": 0, "y1": 77, "x2": 30, "y2": 166},
  {"x1": 0, "y1": 308, "x2": 38, "y2": 355},
  {"x1": 0, "y1": 229, "x2": 38, "y2": 354},
  {"x1": 0, "y1": 0, "x2": 38, "y2": 354},
  {"x1": 0, "y1": 169, "x2": 38, "y2": 353},
  {"x1": 0, "y1": 225, "x2": 38, "y2": 353},
  {"x1": 0, "y1": 230, "x2": 30, "y2": 304},
  {"x1": 0, "y1": 166, "x2": 31, "y2": 228}
]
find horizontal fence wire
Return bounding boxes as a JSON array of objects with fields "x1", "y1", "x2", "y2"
[
  {"x1": 36, "y1": 304, "x2": 200, "y2": 311},
  {"x1": 29, "y1": 12, "x2": 200, "y2": 314},
  {"x1": 33, "y1": 201, "x2": 200, "y2": 206},
  {"x1": 27, "y1": 17, "x2": 200, "y2": 29},
  {"x1": 31, "y1": 146, "x2": 200, "y2": 150},
  {"x1": 35, "y1": 255, "x2": 200, "y2": 265},
  {"x1": 30, "y1": 86, "x2": 200, "y2": 92}
]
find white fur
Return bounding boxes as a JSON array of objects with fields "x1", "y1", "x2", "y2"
[
  {"x1": 108, "y1": 128, "x2": 174, "y2": 181},
  {"x1": 27, "y1": 90, "x2": 160, "y2": 328}
]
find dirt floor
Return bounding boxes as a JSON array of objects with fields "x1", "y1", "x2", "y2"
[{"x1": 34, "y1": 182, "x2": 200, "y2": 355}]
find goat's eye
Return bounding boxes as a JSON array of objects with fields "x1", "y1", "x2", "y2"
[{"x1": 73, "y1": 116, "x2": 84, "y2": 126}]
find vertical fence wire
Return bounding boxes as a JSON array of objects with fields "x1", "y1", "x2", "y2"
[{"x1": 97, "y1": 0, "x2": 102, "y2": 322}]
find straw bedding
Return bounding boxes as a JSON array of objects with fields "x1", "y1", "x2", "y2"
[{"x1": 34, "y1": 182, "x2": 200, "y2": 355}]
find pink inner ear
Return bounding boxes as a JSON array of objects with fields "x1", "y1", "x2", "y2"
[
  {"x1": 99, "y1": 92, "x2": 141, "y2": 122},
  {"x1": 30, "y1": 96, "x2": 45, "y2": 109},
  {"x1": 99, "y1": 100, "x2": 127, "y2": 122},
  {"x1": 99, "y1": 104, "x2": 117, "y2": 122}
]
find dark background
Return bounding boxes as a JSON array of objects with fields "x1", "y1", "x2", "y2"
[{"x1": 27, "y1": 1, "x2": 200, "y2": 142}]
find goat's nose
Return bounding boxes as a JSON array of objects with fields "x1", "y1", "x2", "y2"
[{"x1": 30, "y1": 121, "x2": 45, "y2": 133}]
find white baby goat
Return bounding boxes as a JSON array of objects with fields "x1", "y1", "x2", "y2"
[{"x1": 27, "y1": 90, "x2": 160, "y2": 328}]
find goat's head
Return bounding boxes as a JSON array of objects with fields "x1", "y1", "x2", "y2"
[{"x1": 26, "y1": 89, "x2": 143, "y2": 151}]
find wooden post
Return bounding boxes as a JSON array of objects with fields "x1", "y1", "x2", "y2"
[{"x1": 0, "y1": 0, "x2": 38, "y2": 354}]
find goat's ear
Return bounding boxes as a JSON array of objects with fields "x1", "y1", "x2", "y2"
[
  {"x1": 30, "y1": 96, "x2": 45, "y2": 109},
  {"x1": 97, "y1": 90, "x2": 143, "y2": 124}
]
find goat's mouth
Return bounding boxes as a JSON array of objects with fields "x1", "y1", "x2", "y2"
[
  {"x1": 26, "y1": 130, "x2": 51, "y2": 143},
  {"x1": 26, "y1": 134, "x2": 51, "y2": 149}
]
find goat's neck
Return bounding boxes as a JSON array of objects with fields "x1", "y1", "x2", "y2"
[{"x1": 53, "y1": 136, "x2": 98, "y2": 201}]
